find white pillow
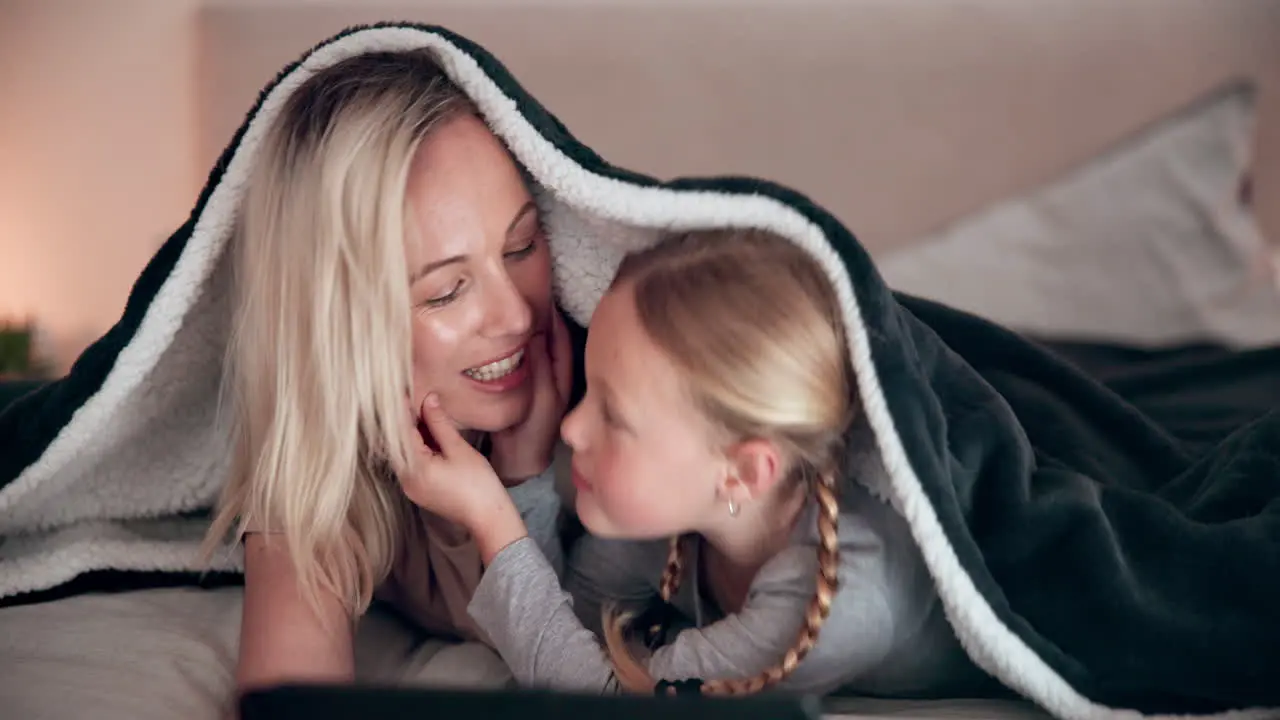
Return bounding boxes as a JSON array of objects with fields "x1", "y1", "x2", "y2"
[{"x1": 877, "y1": 80, "x2": 1280, "y2": 349}]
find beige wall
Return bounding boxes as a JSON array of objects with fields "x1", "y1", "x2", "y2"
[
  {"x1": 0, "y1": 0, "x2": 198, "y2": 369},
  {"x1": 196, "y1": 0, "x2": 1280, "y2": 252},
  {"x1": 3, "y1": 0, "x2": 1279, "y2": 372}
]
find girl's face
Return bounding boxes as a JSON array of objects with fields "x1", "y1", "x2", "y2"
[
  {"x1": 560, "y1": 282, "x2": 729, "y2": 539},
  {"x1": 403, "y1": 114, "x2": 555, "y2": 434}
]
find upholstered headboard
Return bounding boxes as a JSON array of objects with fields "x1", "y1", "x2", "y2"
[{"x1": 195, "y1": 0, "x2": 1280, "y2": 255}]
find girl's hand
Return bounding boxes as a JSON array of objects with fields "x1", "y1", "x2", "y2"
[
  {"x1": 401, "y1": 394, "x2": 514, "y2": 533},
  {"x1": 488, "y1": 308, "x2": 574, "y2": 483}
]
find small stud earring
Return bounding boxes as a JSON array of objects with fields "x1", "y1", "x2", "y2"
[{"x1": 728, "y1": 498, "x2": 739, "y2": 518}]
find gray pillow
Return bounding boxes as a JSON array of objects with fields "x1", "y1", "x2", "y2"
[{"x1": 878, "y1": 80, "x2": 1280, "y2": 349}]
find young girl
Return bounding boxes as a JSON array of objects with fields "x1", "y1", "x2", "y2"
[{"x1": 401, "y1": 228, "x2": 1003, "y2": 698}]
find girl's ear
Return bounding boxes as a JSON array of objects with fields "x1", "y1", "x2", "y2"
[{"x1": 721, "y1": 438, "x2": 786, "y2": 504}]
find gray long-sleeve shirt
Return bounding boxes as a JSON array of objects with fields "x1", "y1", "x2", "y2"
[{"x1": 467, "y1": 477, "x2": 1004, "y2": 698}]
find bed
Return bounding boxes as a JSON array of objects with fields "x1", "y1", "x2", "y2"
[{"x1": 2, "y1": 2, "x2": 1279, "y2": 719}]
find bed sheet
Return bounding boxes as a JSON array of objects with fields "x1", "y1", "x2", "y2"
[
  {"x1": 0, "y1": 583, "x2": 1057, "y2": 720},
  {"x1": 0, "y1": 586, "x2": 513, "y2": 720}
]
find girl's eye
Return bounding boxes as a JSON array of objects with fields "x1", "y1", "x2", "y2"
[{"x1": 422, "y1": 279, "x2": 464, "y2": 308}]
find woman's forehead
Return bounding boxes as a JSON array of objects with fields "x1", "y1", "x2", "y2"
[{"x1": 402, "y1": 116, "x2": 532, "y2": 264}]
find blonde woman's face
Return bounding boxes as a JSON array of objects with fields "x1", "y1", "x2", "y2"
[
  {"x1": 560, "y1": 283, "x2": 727, "y2": 539},
  {"x1": 403, "y1": 114, "x2": 554, "y2": 434}
]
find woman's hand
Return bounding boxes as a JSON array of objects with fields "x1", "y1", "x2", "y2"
[
  {"x1": 401, "y1": 394, "x2": 529, "y2": 563},
  {"x1": 488, "y1": 308, "x2": 574, "y2": 484}
]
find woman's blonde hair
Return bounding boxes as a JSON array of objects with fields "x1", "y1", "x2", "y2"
[
  {"x1": 201, "y1": 49, "x2": 477, "y2": 618},
  {"x1": 601, "y1": 228, "x2": 855, "y2": 695}
]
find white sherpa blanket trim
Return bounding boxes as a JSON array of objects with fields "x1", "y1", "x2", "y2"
[{"x1": 0, "y1": 25, "x2": 1269, "y2": 720}]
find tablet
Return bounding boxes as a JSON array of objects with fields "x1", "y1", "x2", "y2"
[{"x1": 239, "y1": 683, "x2": 824, "y2": 720}]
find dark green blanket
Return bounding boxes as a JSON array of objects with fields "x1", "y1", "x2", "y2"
[{"x1": 0, "y1": 22, "x2": 1275, "y2": 720}]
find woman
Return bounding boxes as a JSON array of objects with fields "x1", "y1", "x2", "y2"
[{"x1": 200, "y1": 49, "x2": 575, "y2": 692}]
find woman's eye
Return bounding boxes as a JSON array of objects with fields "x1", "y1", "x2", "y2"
[
  {"x1": 422, "y1": 279, "x2": 464, "y2": 308},
  {"x1": 505, "y1": 232, "x2": 541, "y2": 260}
]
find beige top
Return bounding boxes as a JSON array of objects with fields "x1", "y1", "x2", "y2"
[
  {"x1": 245, "y1": 457, "x2": 566, "y2": 647},
  {"x1": 379, "y1": 465, "x2": 566, "y2": 644},
  {"x1": 375, "y1": 507, "x2": 491, "y2": 641}
]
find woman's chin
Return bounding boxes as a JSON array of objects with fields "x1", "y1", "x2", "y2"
[{"x1": 444, "y1": 384, "x2": 535, "y2": 434}]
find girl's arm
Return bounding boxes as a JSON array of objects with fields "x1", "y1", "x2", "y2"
[
  {"x1": 236, "y1": 533, "x2": 355, "y2": 692},
  {"x1": 467, "y1": 520, "x2": 900, "y2": 696}
]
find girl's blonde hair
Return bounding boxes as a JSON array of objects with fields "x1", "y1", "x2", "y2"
[
  {"x1": 601, "y1": 228, "x2": 856, "y2": 695},
  {"x1": 201, "y1": 50, "x2": 477, "y2": 618}
]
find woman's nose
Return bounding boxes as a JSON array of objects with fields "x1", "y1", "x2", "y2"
[{"x1": 480, "y1": 273, "x2": 534, "y2": 339}]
